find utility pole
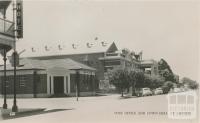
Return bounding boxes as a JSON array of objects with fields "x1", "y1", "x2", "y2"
[
  {"x1": 12, "y1": 0, "x2": 18, "y2": 112},
  {"x1": 76, "y1": 70, "x2": 80, "y2": 101},
  {"x1": 2, "y1": 7, "x2": 7, "y2": 109},
  {"x1": 3, "y1": 49, "x2": 7, "y2": 109},
  {"x1": 11, "y1": 0, "x2": 23, "y2": 112}
]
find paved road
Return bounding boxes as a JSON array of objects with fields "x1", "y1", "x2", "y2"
[{"x1": 0, "y1": 93, "x2": 198, "y2": 123}]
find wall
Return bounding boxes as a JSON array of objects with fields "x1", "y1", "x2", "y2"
[
  {"x1": 0, "y1": 73, "x2": 34, "y2": 95},
  {"x1": 0, "y1": 69, "x2": 48, "y2": 98},
  {"x1": 70, "y1": 73, "x2": 96, "y2": 94},
  {"x1": 35, "y1": 74, "x2": 47, "y2": 95}
]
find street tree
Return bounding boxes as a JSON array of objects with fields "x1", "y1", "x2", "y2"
[
  {"x1": 162, "y1": 81, "x2": 174, "y2": 93},
  {"x1": 181, "y1": 77, "x2": 199, "y2": 90},
  {"x1": 109, "y1": 69, "x2": 131, "y2": 97},
  {"x1": 134, "y1": 71, "x2": 145, "y2": 89},
  {"x1": 144, "y1": 75, "x2": 165, "y2": 89}
]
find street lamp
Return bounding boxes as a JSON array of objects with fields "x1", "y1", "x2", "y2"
[
  {"x1": 11, "y1": 51, "x2": 18, "y2": 112},
  {"x1": 76, "y1": 70, "x2": 80, "y2": 101},
  {"x1": 11, "y1": 0, "x2": 18, "y2": 112},
  {"x1": 70, "y1": 68, "x2": 82, "y2": 101},
  {"x1": 2, "y1": 48, "x2": 7, "y2": 109}
]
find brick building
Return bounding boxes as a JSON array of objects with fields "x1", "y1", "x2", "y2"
[
  {"x1": 0, "y1": 58, "x2": 96, "y2": 98},
  {"x1": 8, "y1": 41, "x2": 158, "y2": 92},
  {"x1": 0, "y1": 39, "x2": 160, "y2": 98},
  {"x1": 140, "y1": 59, "x2": 159, "y2": 76},
  {"x1": 17, "y1": 42, "x2": 142, "y2": 91}
]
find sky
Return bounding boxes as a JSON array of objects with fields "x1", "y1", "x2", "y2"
[{"x1": 1, "y1": 0, "x2": 199, "y2": 81}]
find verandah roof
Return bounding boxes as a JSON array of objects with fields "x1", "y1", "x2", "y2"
[{"x1": 0, "y1": 58, "x2": 96, "y2": 71}]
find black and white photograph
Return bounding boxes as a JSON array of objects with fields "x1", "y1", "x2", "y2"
[{"x1": 0, "y1": 0, "x2": 199, "y2": 123}]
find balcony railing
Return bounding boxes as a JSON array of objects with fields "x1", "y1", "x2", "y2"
[
  {"x1": 105, "y1": 53, "x2": 119, "y2": 57},
  {"x1": 0, "y1": 18, "x2": 14, "y2": 36}
]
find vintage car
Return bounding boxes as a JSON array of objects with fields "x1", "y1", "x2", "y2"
[
  {"x1": 153, "y1": 88, "x2": 163, "y2": 95},
  {"x1": 136, "y1": 88, "x2": 153, "y2": 97}
]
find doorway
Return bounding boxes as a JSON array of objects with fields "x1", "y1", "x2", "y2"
[{"x1": 54, "y1": 76, "x2": 64, "y2": 95}]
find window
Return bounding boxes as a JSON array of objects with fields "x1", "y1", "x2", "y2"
[
  {"x1": 1, "y1": 77, "x2": 10, "y2": 88},
  {"x1": 89, "y1": 61, "x2": 94, "y2": 65},
  {"x1": 106, "y1": 53, "x2": 118, "y2": 56},
  {"x1": 6, "y1": 80, "x2": 9, "y2": 88},
  {"x1": 19, "y1": 76, "x2": 26, "y2": 87},
  {"x1": 105, "y1": 60, "x2": 121, "y2": 66},
  {"x1": 104, "y1": 66, "x2": 113, "y2": 72}
]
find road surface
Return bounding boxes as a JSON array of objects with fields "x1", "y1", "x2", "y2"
[{"x1": 0, "y1": 93, "x2": 198, "y2": 123}]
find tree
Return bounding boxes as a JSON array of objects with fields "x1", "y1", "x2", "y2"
[
  {"x1": 181, "y1": 77, "x2": 199, "y2": 90},
  {"x1": 134, "y1": 71, "x2": 145, "y2": 89},
  {"x1": 109, "y1": 66, "x2": 175, "y2": 96},
  {"x1": 109, "y1": 69, "x2": 131, "y2": 97},
  {"x1": 158, "y1": 59, "x2": 175, "y2": 82},
  {"x1": 144, "y1": 75, "x2": 165, "y2": 90},
  {"x1": 129, "y1": 70, "x2": 144, "y2": 96},
  {"x1": 162, "y1": 81, "x2": 174, "y2": 94},
  {"x1": 129, "y1": 71, "x2": 145, "y2": 96}
]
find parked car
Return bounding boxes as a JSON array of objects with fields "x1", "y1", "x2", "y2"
[
  {"x1": 153, "y1": 88, "x2": 163, "y2": 95},
  {"x1": 180, "y1": 88, "x2": 186, "y2": 92},
  {"x1": 173, "y1": 88, "x2": 182, "y2": 93},
  {"x1": 136, "y1": 88, "x2": 153, "y2": 97}
]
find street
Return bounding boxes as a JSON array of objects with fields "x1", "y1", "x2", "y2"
[{"x1": 0, "y1": 94, "x2": 198, "y2": 123}]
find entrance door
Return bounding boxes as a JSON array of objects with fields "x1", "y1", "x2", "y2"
[{"x1": 54, "y1": 76, "x2": 64, "y2": 94}]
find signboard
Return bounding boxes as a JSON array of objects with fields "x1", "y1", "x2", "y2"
[
  {"x1": 16, "y1": 0, "x2": 23, "y2": 38},
  {"x1": 10, "y1": 52, "x2": 19, "y2": 67}
]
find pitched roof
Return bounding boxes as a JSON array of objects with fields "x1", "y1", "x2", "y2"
[
  {"x1": 41, "y1": 58, "x2": 96, "y2": 71},
  {"x1": 0, "y1": 1, "x2": 11, "y2": 10},
  {"x1": 12, "y1": 41, "x2": 118, "y2": 58},
  {"x1": 0, "y1": 58, "x2": 96, "y2": 71}
]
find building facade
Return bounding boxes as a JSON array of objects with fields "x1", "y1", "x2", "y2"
[
  {"x1": 13, "y1": 42, "x2": 159, "y2": 91},
  {"x1": 0, "y1": 39, "x2": 160, "y2": 98},
  {"x1": 22, "y1": 42, "x2": 142, "y2": 91},
  {"x1": 0, "y1": 58, "x2": 96, "y2": 98},
  {"x1": 0, "y1": 1, "x2": 15, "y2": 106},
  {"x1": 140, "y1": 59, "x2": 159, "y2": 76}
]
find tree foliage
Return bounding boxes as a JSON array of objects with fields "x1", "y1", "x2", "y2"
[
  {"x1": 158, "y1": 59, "x2": 173, "y2": 73},
  {"x1": 130, "y1": 70, "x2": 144, "y2": 95},
  {"x1": 162, "y1": 81, "x2": 174, "y2": 94},
  {"x1": 158, "y1": 59, "x2": 175, "y2": 82},
  {"x1": 144, "y1": 75, "x2": 165, "y2": 90},
  {"x1": 134, "y1": 71, "x2": 145, "y2": 88},
  {"x1": 109, "y1": 69, "x2": 131, "y2": 97},
  {"x1": 182, "y1": 77, "x2": 199, "y2": 90},
  {"x1": 109, "y1": 68, "x2": 167, "y2": 96}
]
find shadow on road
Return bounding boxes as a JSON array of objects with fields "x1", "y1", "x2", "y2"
[{"x1": 118, "y1": 95, "x2": 137, "y2": 99}]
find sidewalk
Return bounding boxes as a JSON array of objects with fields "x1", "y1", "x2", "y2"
[{"x1": 1, "y1": 108, "x2": 46, "y2": 120}]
